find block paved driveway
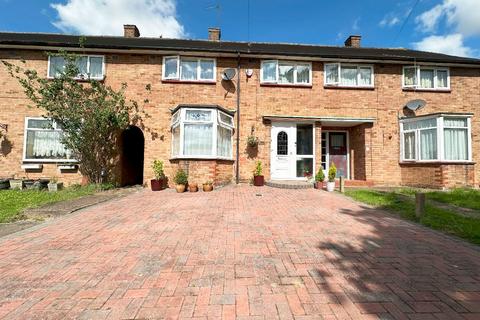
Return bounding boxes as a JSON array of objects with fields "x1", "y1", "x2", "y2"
[{"x1": 0, "y1": 185, "x2": 479, "y2": 320}]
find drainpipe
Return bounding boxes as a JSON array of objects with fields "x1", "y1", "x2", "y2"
[{"x1": 235, "y1": 52, "x2": 241, "y2": 184}]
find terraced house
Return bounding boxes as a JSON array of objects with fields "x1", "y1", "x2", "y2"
[{"x1": 0, "y1": 25, "x2": 480, "y2": 189}]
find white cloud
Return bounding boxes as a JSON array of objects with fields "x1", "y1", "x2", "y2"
[
  {"x1": 50, "y1": 0, "x2": 185, "y2": 38},
  {"x1": 412, "y1": 33, "x2": 473, "y2": 57},
  {"x1": 415, "y1": 4, "x2": 444, "y2": 32},
  {"x1": 380, "y1": 15, "x2": 400, "y2": 27}
]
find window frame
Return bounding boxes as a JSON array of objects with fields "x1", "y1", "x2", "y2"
[
  {"x1": 47, "y1": 55, "x2": 105, "y2": 80},
  {"x1": 402, "y1": 66, "x2": 450, "y2": 90},
  {"x1": 23, "y1": 117, "x2": 76, "y2": 163},
  {"x1": 324, "y1": 63, "x2": 375, "y2": 88},
  {"x1": 162, "y1": 56, "x2": 217, "y2": 82},
  {"x1": 171, "y1": 108, "x2": 234, "y2": 160},
  {"x1": 399, "y1": 114, "x2": 472, "y2": 163},
  {"x1": 260, "y1": 60, "x2": 312, "y2": 86}
]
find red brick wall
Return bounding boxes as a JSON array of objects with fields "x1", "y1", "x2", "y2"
[
  {"x1": 400, "y1": 163, "x2": 475, "y2": 189},
  {"x1": 1, "y1": 49, "x2": 480, "y2": 188}
]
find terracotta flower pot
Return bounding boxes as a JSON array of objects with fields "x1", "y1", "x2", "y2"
[
  {"x1": 253, "y1": 175, "x2": 264, "y2": 186},
  {"x1": 314, "y1": 181, "x2": 324, "y2": 189},
  {"x1": 151, "y1": 179, "x2": 163, "y2": 191},
  {"x1": 175, "y1": 184, "x2": 186, "y2": 193},
  {"x1": 203, "y1": 184, "x2": 213, "y2": 192},
  {"x1": 189, "y1": 183, "x2": 198, "y2": 192}
]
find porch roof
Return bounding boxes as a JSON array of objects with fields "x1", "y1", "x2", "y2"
[{"x1": 263, "y1": 115, "x2": 375, "y2": 127}]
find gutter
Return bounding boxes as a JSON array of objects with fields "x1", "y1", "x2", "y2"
[{"x1": 235, "y1": 52, "x2": 241, "y2": 184}]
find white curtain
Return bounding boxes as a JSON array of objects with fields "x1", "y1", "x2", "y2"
[
  {"x1": 340, "y1": 66, "x2": 357, "y2": 86},
  {"x1": 325, "y1": 64, "x2": 339, "y2": 84},
  {"x1": 89, "y1": 57, "x2": 103, "y2": 78},
  {"x1": 359, "y1": 67, "x2": 372, "y2": 86},
  {"x1": 404, "y1": 67, "x2": 417, "y2": 86},
  {"x1": 180, "y1": 59, "x2": 198, "y2": 80},
  {"x1": 404, "y1": 132, "x2": 415, "y2": 159},
  {"x1": 262, "y1": 61, "x2": 277, "y2": 82},
  {"x1": 183, "y1": 124, "x2": 213, "y2": 155},
  {"x1": 49, "y1": 56, "x2": 65, "y2": 77},
  {"x1": 420, "y1": 70, "x2": 434, "y2": 88},
  {"x1": 437, "y1": 70, "x2": 448, "y2": 88},
  {"x1": 75, "y1": 57, "x2": 88, "y2": 77},
  {"x1": 444, "y1": 129, "x2": 467, "y2": 160},
  {"x1": 296, "y1": 64, "x2": 310, "y2": 84},
  {"x1": 278, "y1": 63, "x2": 294, "y2": 84},
  {"x1": 172, "y1": 125, "x2": 180, "y2": 156},
  {"x1": 27, "y1": 131, "x2": 69, "y2": 159},
  {"x1": 217, "y1": 126, "x2": 231, "y2": 157},
  {"x1": 164, "y1": 57, "x2": 178, "y2": 78},
  {"x1": 200, "y1": 60, "x2": 214, "y2": 80},
  {"x1": 420, "y1": 129, "x2": 437, "y2": 160}
]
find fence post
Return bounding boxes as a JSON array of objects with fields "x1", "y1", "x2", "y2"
[
  {"x1": 415, "y1": 192, "x2": 425, "y2": 218},
  {"x1": 339, "y1": 176, "x2": 345, "y2": 193}
]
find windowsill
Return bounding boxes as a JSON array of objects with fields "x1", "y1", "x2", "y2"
[
  {"x1": 324, "y1": 85, "x2": 375, "y2": 90},
  {"x1": 402, "y1": 87, "x2": 451, "y2": 93},
  {"x1": 170, "y1": 156, "x2": 234, "y2": 161},
  {"x1": 260, "y1": 83, "x2": 312, "y2": 88},
  {"x1": 47, "y1": 76, "x2": 105, "y2": 82},
  {"x1": 23, "y1": 159, "x2": 78, "y2": 164},
  {"x1": 400, "y1": 160, "x2": 475, "y2": 165},
  {"x1": 162, "y1": 79, "x2": 216, "y2": 85}
]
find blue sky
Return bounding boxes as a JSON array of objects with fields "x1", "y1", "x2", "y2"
[{"x1": 0, "y1": 0, "x2": 479, "y2": 57}]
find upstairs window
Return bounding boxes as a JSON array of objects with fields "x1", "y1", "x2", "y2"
[
  {"x1": 403, "y1": 66, "x2": 450, "y2": 90},
  {"x1": 324, "y1": 63, "x2": 374, "y2": 87},
  {"x1": 163, "y1": 56, "x2": 216, "y2": 82},
  {"x1": 48, "y1": 55, "x2": 104, "y2": 80},
  {"x1": 171, "y1": 108, "x2": 234, "y2": 159},
  {"x1": 260, "y1": 60, "x2": 312, "y2": 85},
  {"x1": 400, "y1": 115, "x2": 471, "y2": 162},
  {"x1": 23, "y1": 117, "x2": 74, "y2": 162}
]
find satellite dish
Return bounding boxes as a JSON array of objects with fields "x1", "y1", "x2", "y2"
[
  {"x1": 222, "y1": 68, "x2": 236, "y2": 81},
  {"x1": 405, "y1": 99, "x2": 426, "y2": 111}
]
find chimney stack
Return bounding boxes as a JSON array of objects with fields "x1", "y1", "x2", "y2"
[
  {"x1": 124, "y1": 24, "x2": 140, "y2": 38},
  {"x1": 344, "y1": 35, "x2": 361, "y2": 48},
  {"x1": 208, "y1": 27, "x2": 221, "y2": 41}
]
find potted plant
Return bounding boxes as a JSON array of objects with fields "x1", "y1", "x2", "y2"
[
  {"x1": 9, "y1": 178, "x2": 24, "y2": 190},
  {"x1": 314, "y1": 169, "x2": 325, "y2": 189},
  {"x1": 203, "y1": 181, "x2": 213, "y2": 192},
  {"x1": 48, "y1": 177, "x2": 63, "y2": 192},
  {"x1": 253, "y1": 161, "x2": 264, "y2": 186},
  {"x1": 247, "y1": 135, "x2": 259, "y2": 148},
  {"x1": 151, "y1": 160, "x2": 166, "y2": 191},
  {"x1": 326, "y1": 163, "x2": 336, "y2": 192},
  {"x1": 173, "y1": 169, "x2": 188, "y2": 193},
  {"x1": 189, "y1": 182, "x2": 198, "y2": 192}
]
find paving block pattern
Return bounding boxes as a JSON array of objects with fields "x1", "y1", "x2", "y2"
[{"x1": 0, "y1": 185, "x2": 479, "y2": 319}]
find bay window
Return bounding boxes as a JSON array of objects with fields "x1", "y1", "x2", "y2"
[
  {"x1": 403, "y1": 66, "x2": 450, "y2": 90},
  {"x1": 260, "y1": 60, "x2": 312, "y2": 85},
  {"x1": 171, "y1": 107, "x2": 234, "y2": 159},
  {"x1": 162, "y1": 56, "x2": 216, "y2": 82},
  {"x1": 48, "y1": 55, "x2": 104, "y2": 80},
  {"x1": 400, "y1": 115, "x2": 471, "y2": 162},
  {"x1": 324, "y1": 63, "x2": 374, "y2": 87},
  {"x1": 23, "y1": 117, "x2": 73, "y2": 162}
]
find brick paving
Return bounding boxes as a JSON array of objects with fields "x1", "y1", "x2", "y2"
[{"x1": 0, "y1": 185, "x2": 479, "y2": 319}]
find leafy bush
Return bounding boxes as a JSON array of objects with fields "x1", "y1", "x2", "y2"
[
  {"x1": 247, "y1": 135, "x2": 259, "y2": 147},
  {"x1": 328, "y1": 163, "x2": 337, "y2": 182},
  {"x1": 152, "y1": 160, "x2": 165, "y2": 180},
  {"x1": 315, "y1": 169, "x2": 325, "y2": 182},
  {"x1": 254, "y1": 161, "x2": 263, "y2": 177},
  {"x1": 173, "y1": 169, "x2": 188, "y2": 185}
]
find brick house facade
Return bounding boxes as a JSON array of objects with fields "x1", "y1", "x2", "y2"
[{"x1": 1, "y1": 26, "x2": 479, "y2": 189}]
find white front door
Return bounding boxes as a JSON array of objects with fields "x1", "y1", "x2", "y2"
[{"x1": 271, "y1": 123, "x2": 296, "y2": 180}]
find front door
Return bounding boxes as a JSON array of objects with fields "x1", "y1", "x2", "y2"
[
  {"x1": 271, "y1": 123, "x2": 296, "y2": 179},
  {"x1": 328, "y1": 132, "x2": 348, "y2": 178}
]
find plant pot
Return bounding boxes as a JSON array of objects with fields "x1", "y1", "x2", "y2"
[
  {"x1": 151, "y1": 179, "x2": 163, "y2": 191},
  {"x1": 189, "y1": 183, "x2": 198, "y2": 192},
  {"x1": 9, "y1": 179, "x2": 24, "y2": 190},
  {"x1": 314, "y1": 181, "x2": 324, "y2": 189},
  {"x1": 48, "y1": 182, "x2": 63, "y2": 192},
  {"x1": 203, "y1": 184, "x2": 213, "y2": 192},
  {"x1": 0, "y1": 179, "x2": 10, "y2": 190},
  {"x1": 253, "y1": 175, "x2": 264, "y2": 186},
  {"x1": 326, "y1": 181, "x2": 335, "y2": 192},
  {"x1": 175, "y1": 184, "x2": 186, "y2": 193},
  {"x1": 24, "y1": 179, "x2": 35, "y2": 190}
]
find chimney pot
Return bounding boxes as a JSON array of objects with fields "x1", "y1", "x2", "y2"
[
  {"x1": 345, "y1": 35, "x2": 361, "y2": 48},
  {"x1": 208, "y1": 27, "x2": 221, "y2": 41},
  {"x1": 124, "y1": 24, "x2": 140, "y2": 38}
]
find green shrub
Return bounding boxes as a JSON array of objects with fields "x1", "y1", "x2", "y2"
[
  {"x1": 173, "y1": 169, "x2": 188, "y2": 185},
  {"x1": 254, "y1": 161, "x2": 263, "y2": 177},
  {"x1": 315, "y1": 169, "x2": 325, "y2": 182},
  {"x1": 328, "y1": 163, "x2": 336, "y2": 182},
  {"x1": 152, "y1": 160, "x2": 165, "y2": 180}
]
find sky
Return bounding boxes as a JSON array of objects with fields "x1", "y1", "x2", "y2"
[{"x1": 0, "y1": 0, "x2": 479, "y2": 58}]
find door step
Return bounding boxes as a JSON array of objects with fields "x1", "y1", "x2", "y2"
[{"x1": 265, "y1": 180, "x2": 313, "y2": 189}]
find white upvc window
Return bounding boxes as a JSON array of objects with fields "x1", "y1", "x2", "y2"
[
  {"x1": 162, "y1": 56, "x2": 216, "y2": 82},
  {"x1": 400, "y1": 115, "x2": 472, "y2": 163},
  {"x1": 324, "y1": 63, "x2": 374, "y2": 87},
  {"x1": 402, "y1": 66, "x2": 450, "y2": 90},
  {"x1": 23, "y1": 117, "x2": 75, "y2": 162},
  {"x1": 48, "y1": 55, "x2": 105, "y2": 80},
  {"x1": 171, "y1": 108, "x2": 234, "y2": 159},
  {"x1": 260, "y1": 60, "x2": 312, "y2": 85}
]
